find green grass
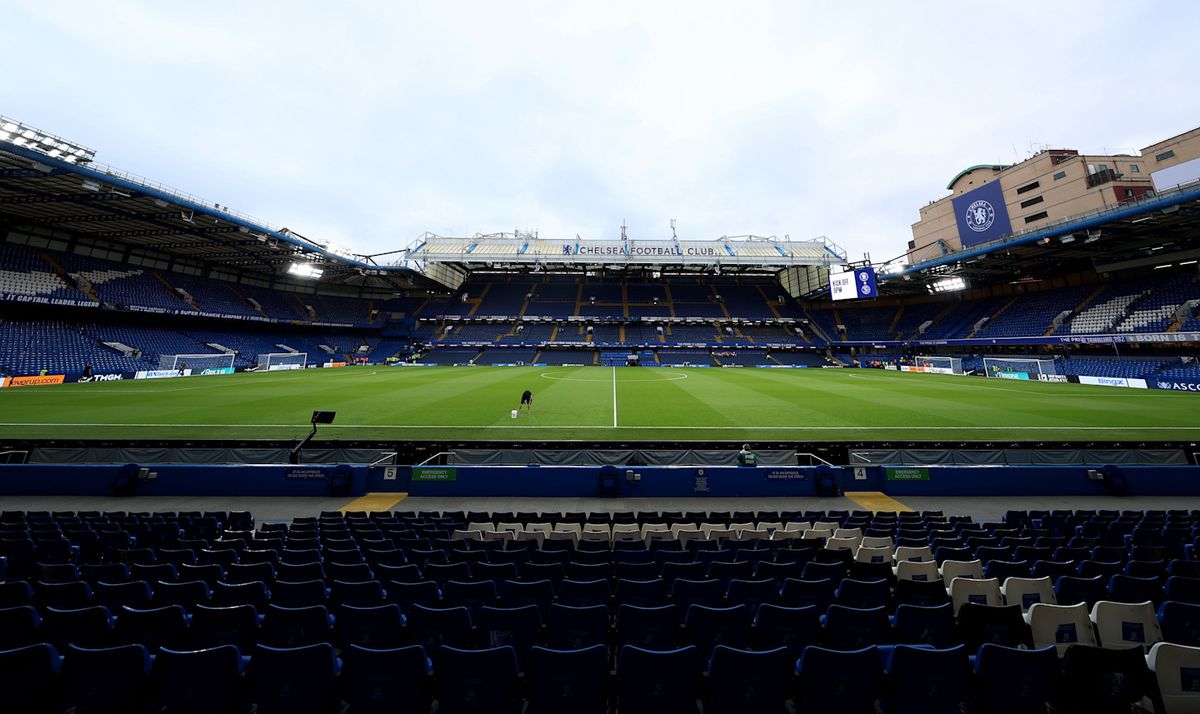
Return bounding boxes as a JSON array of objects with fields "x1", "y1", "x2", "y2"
[{"x1": 0, "y1": 365, "x2": 1198, "y2": 441}]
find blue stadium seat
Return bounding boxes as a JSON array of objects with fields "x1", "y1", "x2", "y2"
[
  {"x1": 526, "y1": 644, "x2": 609, "y2": 714},
  {"x1": 558, "y1": 578, "x2": 611, "y2": 607},
  {"x1": 835, "y1": 578, "x2": 891, "y2": 609},
  {"x1": 892, "y1": 602, "x2": 958, "y2": 647},
  {"x1": 155, "y1": 644, "x2": 246, "y2": 714},
  {"x1": 189, "y1": 604, "x2": 260, "y2": 649},
  {"x1": 406, "y1": 604, "x2": 474, "y2": 656},
  {"x1": 343, "y1": 644, "x2": 432, "y2": 714},
  {"x1": 706, "y1": 645, "x2": 792, "y2": 714},
  {"x1": 887, "y1": 644, "x2": 972, "y2": 714},
  {"x1": 957, "y1": 603, "x2": 1033, "y2": 649},
  {"x1": 477, "y1": 605, "x2": 542, "y2": 669},
  {"x1": 724, "y1": 578, "x2": 776, "y2": 612},
  {"x1": 115, "y1": 604, "x2": 190, "y2": 650},
  {"x1": 271, "y1": 579, "x2": 328, "y2": 608},
  {"x1": 823, "y1": 604, "x2": 891, "y2": 650},
  {"x1": 0, "y1": 643, "x2": 61, "y2": 714},
  {"x1": 616, "y1": 603, "x2": 680, "y2": 649},
  {"x1": 1061, "y1": 644, "x2": 1155, "y2": 714},
  {"x1": 617, "y1": 645, "x2": 702, "y2": 714},
  {"x1": 683, "y1": 604, "x2": 752, "y2": 657},
  {"x1": 385, "y1": 579, "x2": 442, "y2": 612},
  {"x1": 545, "y1": 603, "x2": 609, "y2": 650},
  {"x1": 437, "y1": 645, "x2": 523, "y2": 714},
  {"x1": 498, "y1": 578, "x2": 555, "y2": 614},
  {"x1": 62, "y1": 643, "x2": 153, "y2": 714},
  {"x1": 779, "y1": 577, "x2": 836, "y2": 610},
  {"x1": 795, "y1": 646, "x2": 883, "y2": 714},
  {"x1": 0, "y1": 580, "x2": 34, "y2": 608},
  {"x1": 0, "y1": 605, "x2": 41, "y2": 649},
  {"x1": 1165, "y1": 576, "x2": 1200, "y2": 605},
  {"x1": 336, "y1": 603, "x2": 405, "y2": 649},
  {"x1": 252, "y1": 643, "x2": 341, "y2": 714},
  {"x1": 441, "y1": 579, "x2": 498, "y2": 618},
  {"x1": 261, "y1": 604, "x2": 334, "y2": 647},
  {"x1": 974, "y1": 644, "x2": 1061, "y2": 714},
  {"x1": 43, "y1": 605, "x2": 114, "y2": 649}
]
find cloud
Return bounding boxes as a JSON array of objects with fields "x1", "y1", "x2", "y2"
[{"x1": 2, "y1": 1, "x2": 1198, "y2": 266}]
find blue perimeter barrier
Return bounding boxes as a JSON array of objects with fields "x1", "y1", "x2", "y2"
[{"x1": 0, "y1": 463, "x2": 1198, "y2": 498}]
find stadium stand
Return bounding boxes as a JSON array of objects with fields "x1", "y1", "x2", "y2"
[{"x1": 0, "y1": 507, "x2": 1195, "y2": 713}]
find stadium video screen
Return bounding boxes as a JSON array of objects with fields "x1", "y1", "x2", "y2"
[{"x1": 829, "y1": 266, "x2": 878, "y2": 301}]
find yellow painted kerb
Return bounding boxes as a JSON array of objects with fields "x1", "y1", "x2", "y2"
[
  {"x1": 340, "y1": 492, "x2": 408, "y2": 513},
  {"x1": 845, "y1": 491, "x2": 913, "y2": 513}
]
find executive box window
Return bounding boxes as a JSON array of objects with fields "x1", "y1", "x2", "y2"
[
  {"x1": 1024, "y1": 211, "x2": 1049, "y2": 224},
  {"x1": 1016, "y1": 181, "x2": 1040, "y2": 194},
  {"x1": 1156, "y1": 150, "x2": 1176, "y2": 161},
  {"x1": 1020, "y1": 195, "x2": 1044, "y2": 209},
  {"x1": 1053, "y1": 170, "x2": 1067, "y2": 181}
]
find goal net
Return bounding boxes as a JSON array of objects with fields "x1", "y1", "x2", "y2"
[
  {"x1": 157, "y1": 353, "x2": 235, "y2": 374},
  {"x1": 913, "y1": 355, "x2": 964, "y2": 375},
  {"x1": 257, "y1": 352, "x2": 308, "y2": 371},
  {"x1": 983, "y1": 357, "x2": 1059, "y2": 380}
]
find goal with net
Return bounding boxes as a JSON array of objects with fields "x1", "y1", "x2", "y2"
[
  {"x1": 257, "y1": 352, "x2": 308, "y2": 371},
  {"x1": 913, "y1": 355, "x2": 964, "y2": 375},
  {"x1": 157, "y1": 353, "x2": 235, "y2": 375},
  {"x1": 982, "y1": 357, "x2": 1059, "y2": 380}
]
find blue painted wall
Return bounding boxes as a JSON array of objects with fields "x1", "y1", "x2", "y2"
[
  {"x1": 0, "y1": 463, "x2": 368, "y2": 497},
  {"x1": 0, "y1": 462, "x2": 1197, "y2": 499}
]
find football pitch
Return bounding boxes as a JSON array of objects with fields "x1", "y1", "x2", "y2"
[{"x1": 1, "y1": 365, "x2": 1198, "y2": 442}]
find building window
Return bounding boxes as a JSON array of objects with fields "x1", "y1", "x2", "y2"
[
  {"x1": 1129, "y1": 164, "x2": 1140, "y2": 173},
  {"x1": 1125, "y1": 189, "x2": 1134, "y2": 198},
  {"x1": 1099, "y1": 164, "x2": 1108, "y2": 172},
  {"x1": 1017, "y1": 181, "x2": 1040, "y2": 194},
  {"x1": 1020, "y1": 195, "x2": 1045, "y2": 209},
  {"x1": 1024, "y1": 211, "x2": 1049, "y2": 224},
  {"x1": 1053, "y1": 170, "x2": 1067, "y2": 181},
  {"x1": 1156, "y1": 150, "x2": 1176, "y2": 161}
]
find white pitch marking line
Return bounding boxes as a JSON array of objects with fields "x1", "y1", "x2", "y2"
[
  {"x1": 0, "y1": 423, "x2": 1197, "y2": 431},
  {"x1": 612, "y1": 367, "x2": 618, "y2": 428}
]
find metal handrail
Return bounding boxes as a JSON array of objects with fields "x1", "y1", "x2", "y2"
[
  {"x1": 416, "y1": 451, "x2": 454, "y2": 467},
  {"x1": 369, "y1": 452, "x2": 398, "y2": 467}
]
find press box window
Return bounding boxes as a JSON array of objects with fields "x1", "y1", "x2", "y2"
[
  {"x1": 1020, "y1": 195, "x2": 1044, "y2": 209},
  {"x1": 1053, "y1": 171, "x2": 1067, "y2": 181},
  {"x1": 1016, "y1": 181, "x2": 1040, "y2": 195},
  {"x1": 1024, "y1": 211, "x2": 1049, "y2": 224},
  {"x1": 1156, "y1": 150, "x2": 1176, "y2": 161}
]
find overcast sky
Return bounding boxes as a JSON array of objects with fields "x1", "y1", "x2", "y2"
[{"x1": 4, "y1": 1, "x2": 1199, "y2": 265}]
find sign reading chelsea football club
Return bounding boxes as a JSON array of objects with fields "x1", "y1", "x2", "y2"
[{"x1": 951, "y1": 180, "x2": 1012, "y2": 248}]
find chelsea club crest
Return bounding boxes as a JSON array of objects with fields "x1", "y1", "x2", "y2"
[{"x1": 965, "y1": 199, "x2": 995, "y2": 232}]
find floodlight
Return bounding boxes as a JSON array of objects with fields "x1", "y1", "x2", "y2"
[
  {"x1": 929, "y1": 277, "x2": 967, "y2": 293},
  {"x1": 287, "y1": 263, "x2": 324, "y2": 279}
]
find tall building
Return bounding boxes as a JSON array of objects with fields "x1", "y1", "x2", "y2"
[{"x1": 907, "y1": 126, "x2": 1200, "y2": 265}]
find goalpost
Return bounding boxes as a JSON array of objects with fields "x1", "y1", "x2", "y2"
[
  {"x1": 983, "y1": 357, "x2": 1059, "y2": 380},
  {"x1": 257, "y1": 352, "x2": 308, "y2": 371},
  {"x1": 157, "y1": 353, "x2": 235, "y2": 374},
  {"x1": 913, "y1": 355, "x2": 964, "y2": 375}
]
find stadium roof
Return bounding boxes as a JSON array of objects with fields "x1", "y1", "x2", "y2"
[
  {"x1": 0, "y1": 116, "x2": 439, "y2": 292},
  {"x1": 880, "y1": 179, "x2": 1200, "y2": 293},
  {"x1": 945, "y1": 164, "x2": 1011, "y2": 190},
  {"x1": 402, "y1": 232, "x2": 847, "y2": 274}
]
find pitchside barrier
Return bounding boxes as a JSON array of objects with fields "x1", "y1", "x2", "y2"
[{"x1": 2, "y1": 462, "x2": 1200, "y2": 498}]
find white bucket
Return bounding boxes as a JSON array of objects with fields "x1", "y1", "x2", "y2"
[{"x1": 511, "y1": 409, "x2": 518, "y2": 419}]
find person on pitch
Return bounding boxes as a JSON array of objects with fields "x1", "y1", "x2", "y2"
[{"x1": 519, "y1": 389, "x2": 534, "y2": 413}]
